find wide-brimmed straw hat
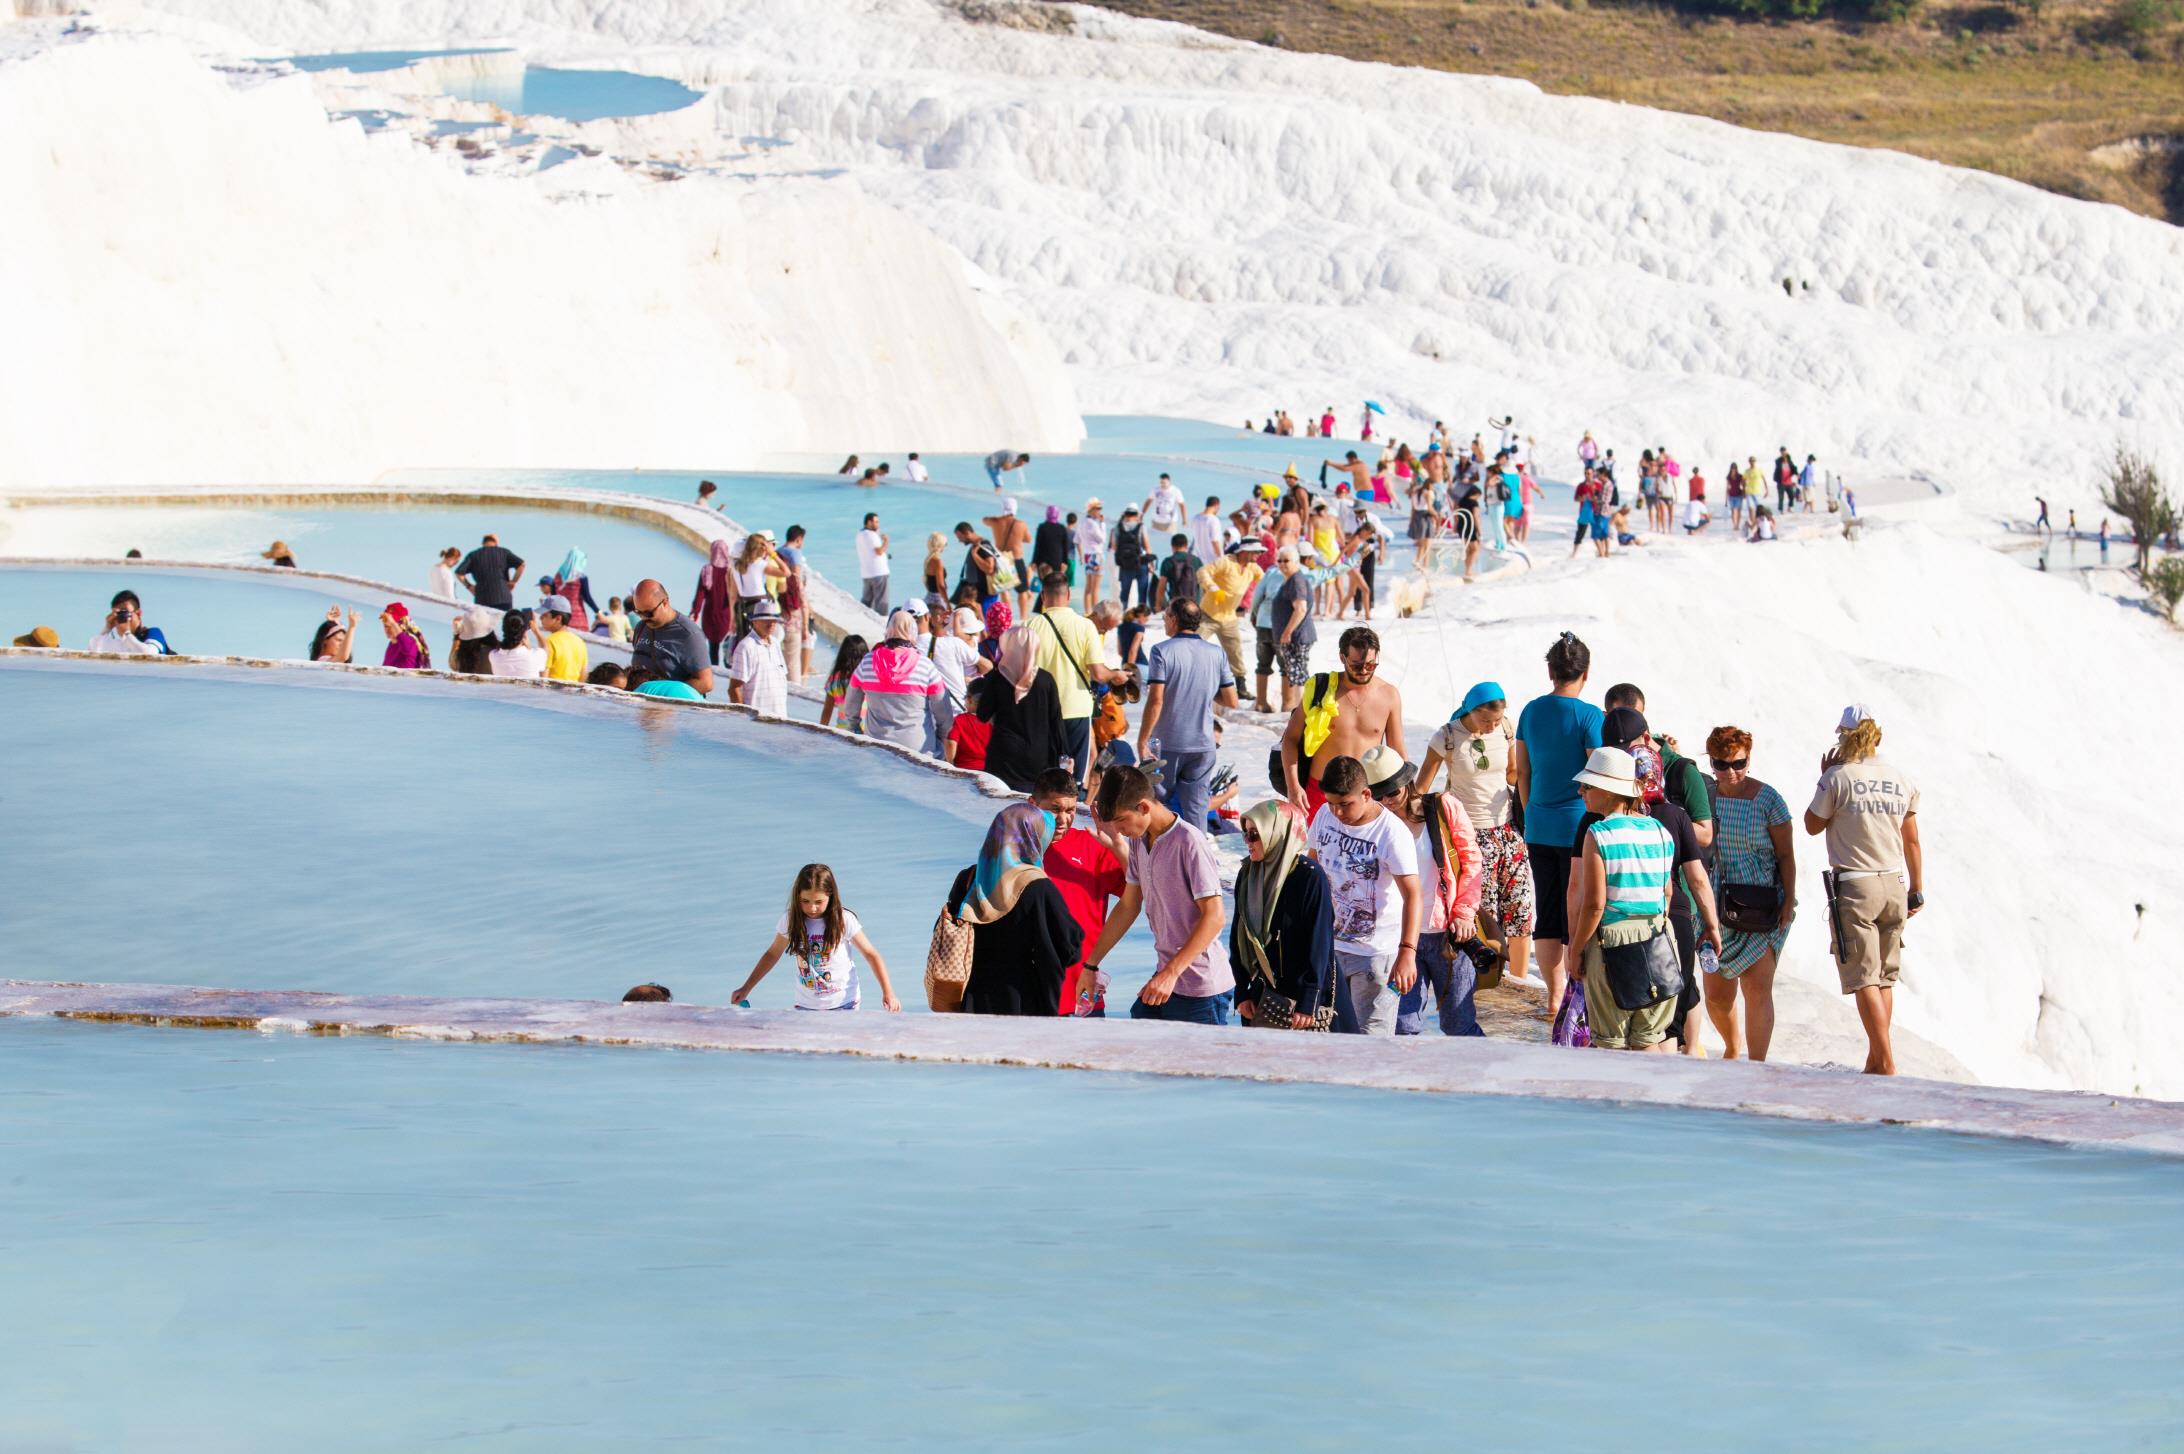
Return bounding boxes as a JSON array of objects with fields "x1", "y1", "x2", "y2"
[
  {"x1": 1573, "y1": 746, "x2": 1639, "y2": 797},
  {"x1": 1360, "y1": 745, "x2": 1416, "y2": 799}
]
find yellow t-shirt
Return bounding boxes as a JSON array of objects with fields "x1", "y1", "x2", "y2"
[
  {"x1": 543, "y1": 627, "x2": 589, "y2": 683},
  {"x1": 1197, "y1": 558, "x2": 1263, "y2": 623},
  {"x1": 1030, "y1": 606, "x2": 1101, "y2": 720}
]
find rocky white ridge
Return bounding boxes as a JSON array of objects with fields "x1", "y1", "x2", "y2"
[{"x1": 0, "y1": 22, "x2": 1083, "y2": 492}]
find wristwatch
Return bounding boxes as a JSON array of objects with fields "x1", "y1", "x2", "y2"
[{"x1": 1907, "y1": 891, "x2": 1925, "y2": 911}]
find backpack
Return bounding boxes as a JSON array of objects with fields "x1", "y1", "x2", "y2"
[{"x1": 1114, "y1": 522, "x2": 1146, "y2": 570}]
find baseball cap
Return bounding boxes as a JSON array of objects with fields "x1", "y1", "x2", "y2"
[
  {"x1": 1839, "y1": 703, "x2": 1877, "y2": 730},
  {"x1": 904, "y1": 598, "x2": 930, "y2": 617},
  {"x1": 1602, "y1": 706, "x2": 1649, "y2": 750},
  {"x1": 1003, "y1": 497, "x2": 1018, "y2": 515},
  {"x1": 538, "y1": 595, "x2": 572, "y2": 617}
]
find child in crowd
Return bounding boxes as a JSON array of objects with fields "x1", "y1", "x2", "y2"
[
  {"x1": 1116, "y1": 604, "x2": 1150, "y2": 671},
  {"x1": 732, "y1": 863, "x2": 899, "y2": 1011},
  {"x1": 587, "y1": 663, "x2": 628, "y2": 689},
  {"x1": 819, "y1": 635, "x2": 869, "y2": 728},
  {"x1": 599, "y1": 596, "x2": 631, "y2": 643}
]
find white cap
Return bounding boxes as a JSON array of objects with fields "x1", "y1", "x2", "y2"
[
  {"x1": 1838, "y1": 703, "x2": 1878, "y2": 730},
  {"x1": 904, "y1": 598, "x2": 929, "y2": 617},
  {"x1": 1003, "y1": 497, "x2": 1018, "y2": 515}
]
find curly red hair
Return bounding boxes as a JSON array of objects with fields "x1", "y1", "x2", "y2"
[{"x1": 1706, "y1": 725, "x2": 1753, "y2": 760}]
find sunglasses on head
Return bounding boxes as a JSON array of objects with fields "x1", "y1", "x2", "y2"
[{"x1": 1711, "y1": 757, "x2": 1749, "y2": 771}]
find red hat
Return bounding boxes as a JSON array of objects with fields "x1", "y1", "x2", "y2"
[{"x1": 383, "y1": 602, "x2": 409, "y2": 621}]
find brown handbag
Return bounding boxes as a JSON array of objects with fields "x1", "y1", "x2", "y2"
[{"x1": 923, "y1": 878, "x2": 977, "y2": 1012}]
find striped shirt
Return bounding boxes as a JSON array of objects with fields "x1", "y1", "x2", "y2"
[{"x1": 1588, "y1": 812, "x2": 1675, "y2": 925}]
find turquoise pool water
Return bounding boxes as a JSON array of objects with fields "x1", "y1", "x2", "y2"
[
  {"x1": 0, "y1": 564, "x2": 476, "y2": 661},
  {"x1": 280, "y1": 49, "x2": 702, "y2": 122},
  {"x1": 2, "y1": 1019, "x2": 2177, "y2": 1451},
  {"x1": 442, "y1": 65, "x2": 702, "y2": 122},
  {"x1": 0, "y1": 661, "x2": 1143, "y2": 1005},
  {"x1": 383, "y1": 416, "x2": 1316, "y2": 597},
  {"x1": 283, "y1": 47, "x2": 505, "y2": 74},
  {"x1": 2, "y1": 500, "x2": 703, "y2": 603}
]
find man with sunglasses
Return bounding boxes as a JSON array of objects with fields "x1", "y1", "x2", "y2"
[
  {"x1": 1279, "y1": 625, "x2": 1407, "y2": 819},
  {"x1": 627, "y1": 577, "x2": 714, "y2": 698}
]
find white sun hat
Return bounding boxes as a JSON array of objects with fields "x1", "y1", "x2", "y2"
[{"x1": 1572, "y1": 746, "x2": 1640, "y2": 797}]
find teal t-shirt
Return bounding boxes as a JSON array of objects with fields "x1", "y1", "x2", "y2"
[
  {"x1": 1516, "y1": 693, "x2": 1604, "y2": 846},
  {"x1": 635, "y1": 680, "x2": 704, "y2": 701}
]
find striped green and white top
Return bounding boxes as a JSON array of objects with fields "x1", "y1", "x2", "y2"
[{"x1": 1588, "y1": 812, "x2": 1675, "y2": 925}]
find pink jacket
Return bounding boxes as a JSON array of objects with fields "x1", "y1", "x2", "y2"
[{"x1": 1422, "y1": 795, "x2": 1485, "y2": 934}]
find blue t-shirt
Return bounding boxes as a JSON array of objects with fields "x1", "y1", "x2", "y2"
[
  {"x1": 1143, "y1": 633, "x2": 1228, "y2": 754},
  {"x1": 1516, "y1": 692, "x2": 1604, "y2": 847}
]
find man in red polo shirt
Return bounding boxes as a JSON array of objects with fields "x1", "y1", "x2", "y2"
[{"x1": 1032, "y1": 768, "x2": 1126, "y2": 1016}]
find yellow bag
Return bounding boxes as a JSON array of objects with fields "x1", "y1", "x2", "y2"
[{"x1": 1300, "y1": 672, "x2": 1342, "y2": 758}]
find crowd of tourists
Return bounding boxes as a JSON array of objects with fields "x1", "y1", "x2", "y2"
[
  {"x1": 621, "y1": 627, "x2": 1919, "y2": 1078},
  {"x1": 12, "y1": 429, "x2": 1923, "y2": 1077}
]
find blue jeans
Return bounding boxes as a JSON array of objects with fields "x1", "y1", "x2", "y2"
[
  {"x1": 1130, "y1": 988, "x2": 1235, "y2": 1025},
  {"x1": 1061, "y1": 715, "x2": 1091, "y2": 784},
  {"x1": 1396, "y1": 936, "x2": 1483, "y2": 1037},
  {"x1": 1117, "y1": 565, "x2": 1151, "y2": 611},
  {"x1": 1162, "y1": 747, "x2": 1216, "y2": 834}
]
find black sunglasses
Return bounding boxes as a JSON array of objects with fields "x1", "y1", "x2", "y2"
[{"x1": 1711, "y1": 757, "x2": 1749, "y2": 771}]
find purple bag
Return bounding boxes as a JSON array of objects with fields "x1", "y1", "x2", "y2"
[{"x1": 1552, "y1": 976, "x2": 1591, "y2": 1048}]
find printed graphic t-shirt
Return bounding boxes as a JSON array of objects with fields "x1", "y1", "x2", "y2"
[
  {"x1": 777, "y1": 908, "x2": 862, "y2": 1010},
  {"x1": 1308, "y1": 804, "x2": 1420, "y2": 957}
]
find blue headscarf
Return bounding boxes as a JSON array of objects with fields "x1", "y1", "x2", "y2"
[
  {"x1": 555, "y1": 548, "x2": 588, "y2": 584},
  {"x1": 958, "y1": 802, "x2": 1054, "y2": 924},
  {"x1": 1458, "y1": 681, "x2": 1506, "y2": 718}
]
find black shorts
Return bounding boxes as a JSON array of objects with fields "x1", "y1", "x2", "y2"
[
  {"x1": 1668, "y1": 910, "x2": 1698, "y2": 1041},
  {"x1": 1526, "y1": 842, "x2": 1575, "y2": 941}
]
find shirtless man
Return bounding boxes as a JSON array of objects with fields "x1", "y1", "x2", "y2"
[
  {"x1": 982, "y1": 499, "x2": 1035, "y2": 618},
  {"x1": 1323, "y1": 450, "x2": 1371, "y2": 497},
  {"x1": 1279, "y1": 625, "x2": 1407, "y2": 817}
]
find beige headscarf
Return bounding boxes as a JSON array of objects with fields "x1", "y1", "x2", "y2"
[{"x1": 997, "y1": 623, "x2": 1040, "y2": 703}]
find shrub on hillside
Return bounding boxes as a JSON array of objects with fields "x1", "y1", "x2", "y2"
[
  {"x1": 2149, "y1": 558, "x2": 2184, "y2": 623},
  {"x1": 1685, "y1": 0, "x2": 1920, "y2": 20},
  {"x1": 2098, "y1": 444, "x2": 2176, "y2": 578}
]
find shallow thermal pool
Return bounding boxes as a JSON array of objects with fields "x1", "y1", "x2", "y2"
[
  {"x1": 0, "y1": 499, "x2": 702, "y2": 605},
  {"x1": 441, "y1": 65, "x2": 703, "y2": 122},
  {"x1": 283, "y1": 49, "x2": 703, "y2": 122},
  {"x1": 0, "y1": 1018, "x2": 2177, "y2": 1451},
  {"x1": 384, "y1": 416, "x2": 1296, "y2": 593},
  {"x1": 0, "y1": 659, "x2": 1146, "y2": 1005},
  {"x1": 0, "y1": 564, "x2": 491, "y2": 662}
]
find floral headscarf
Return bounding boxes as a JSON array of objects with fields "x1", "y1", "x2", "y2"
[
  {"x1": 982, "y1": 597, "x2": 1013, "y2": 639},
  {"x1": 1630, "y1": 741, "x2": 1667, "y2": 806},
  {"x1": 957, "y1": 802, "x2": 1054, "y2": 925}
]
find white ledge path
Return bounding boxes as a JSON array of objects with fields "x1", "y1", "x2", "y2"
[{"x1": 5, "y1": 980, "x2": 2180, "y2": 1158}]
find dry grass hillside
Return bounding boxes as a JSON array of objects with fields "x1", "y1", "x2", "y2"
[{"x1": 1082, "y1": 0, "x2": 2184, "y2": 222}]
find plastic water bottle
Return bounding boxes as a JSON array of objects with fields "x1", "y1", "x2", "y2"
[{"x1": 1698, "y1": 944, "x2": 1719, "y2": 978}]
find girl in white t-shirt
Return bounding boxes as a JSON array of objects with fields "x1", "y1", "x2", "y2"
[{"x1": 731, "y1": 864, "x2": 900, "y2": 1011}]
